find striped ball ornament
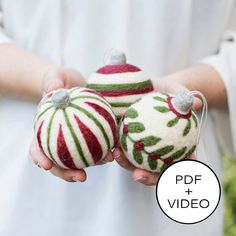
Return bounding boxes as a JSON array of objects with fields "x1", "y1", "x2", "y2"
[
  {"x1": 35, "y1": 87, "x2": 118, "y2": 169},
  {"x1": 87, "y1": 50, "x2": 154, "y2": 122},
  {"x1": 119, "y1": 91, "x2": 199, "y2": 173}
]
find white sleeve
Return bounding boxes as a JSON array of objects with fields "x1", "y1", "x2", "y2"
[
  {"x1": 0, "y1": 2, "x2": 12, "y2": 43},
  {"x1": 202, "y1": 32, "x2": 236, "y2": 157}
]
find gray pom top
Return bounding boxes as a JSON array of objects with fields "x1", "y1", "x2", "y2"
[
  {"x1": 172, "y1": 91, "x2": 194, "y2": 112},
  {"x1": 52, "y1": 89, "x2": 70, "y2": 109}
]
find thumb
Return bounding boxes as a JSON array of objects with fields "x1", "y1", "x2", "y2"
[{"x1": 42, "y1": 68, "x2": 66, "y2": 93}]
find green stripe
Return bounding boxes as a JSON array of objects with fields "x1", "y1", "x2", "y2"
[
  {"x1": 110, "y1": 102, "x2": 132, "y2": 108},
  {"x1": 37, "y1": 105, "x2": 54, "y2": 121},
  {"x1": 69, "y1": 87, "x2": 80, "y2": 95},
  {"x1": 71, "y1": 95, "x2": 111, "y2": 109},
  {"x1": 192, "y1": 112, "x2": 198, "y2": 128},
  {"x1": 47, "y1": 109, "x2": 59, "y2": 165},
  {"x1": 70, "y1": 103, "x2": 111, "y2": 150},
  {"x1": 88, "y1": 79, "x2": 153, "y2": 91},
  {"x1": 116, "y1": 116, "x2": 122, "y2": 125},
  {"x1": 63, "y1": 110, "x2": 89, "y2": 167}
]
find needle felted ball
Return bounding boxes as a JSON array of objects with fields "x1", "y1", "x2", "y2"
[
  {"x1": 34, "y1": 87, "x2": 118, "y2": 170},
  {"x1": 119, "y1": 91, "x2": 199, "y2": 173},
  {"x1": 87, "y1": 50, "x2": 154, "y2": 122}
]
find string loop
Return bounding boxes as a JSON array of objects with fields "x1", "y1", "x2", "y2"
[{"x1": 189, "y1": 91, "x2": 208, "y2": 157}]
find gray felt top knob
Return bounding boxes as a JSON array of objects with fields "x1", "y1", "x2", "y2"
[
  {"x1": 52, "y1": 89, "x2": 70, "y2": 109},
  {"x1": 110, "y1": 50, "x2": 127, "y2": 65},
  {"x1": 172, "y1": 91, "x2": 194, "y2": 112}
]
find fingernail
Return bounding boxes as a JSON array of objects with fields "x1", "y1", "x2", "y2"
[
  {"x1": 39, "y1": 161, "x2": 48, "y2": 168},
  {"x1": 113, "y1": 153, "x2": 121, "y2": 161},
  {"x1": 134, "y1": 176, "x2": 148, "y2": 182},
  {"x1": 72, "y1": 177, "x2": 81, "y2": 182}
]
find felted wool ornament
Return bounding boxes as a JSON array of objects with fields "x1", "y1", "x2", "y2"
[
  {"x1": 34, "y1": 87, "x2": 118, "y2": 169},
  {"x1": 119, "y1": 91, "x2": 199, "y2": 173},
  {"x1": 87, "y1": 50, "x2": 154, "y2": 121}
]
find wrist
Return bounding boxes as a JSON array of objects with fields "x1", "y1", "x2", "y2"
[{"x1": 159, "y1": 64, "x2": 227, "y2": 108}]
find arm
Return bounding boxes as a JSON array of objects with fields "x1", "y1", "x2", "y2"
[
  {"x1": 0, "y1": 43, "x2": 56, "y2": 99},
  {"x1": 156, "y1": 63, "x2": 227, "y2": 109},
  {"x1": 0, "y1": 43, "x2": 88, "y2": 100}
]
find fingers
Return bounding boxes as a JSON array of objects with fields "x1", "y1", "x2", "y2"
[
  {"x1": 30, "y1": 137, "x2": 87, "y2": 182},
  {"x1": 50, "y1": 165, "x2": 87, "y2": 182},
  {"x1": 193, "y1": 97, "x2": 202, "y2": 111},
  {"x1": 113, "y1": 148, "x2": 158, "y2": 185},
  {"x1": 188, "y1": 153, "x2": 197, "y2": 160},
  {"x1": 113, "y1": 148, "x2": 135, "y2": 171},
  {"x1": 132, "y1": 169, "x2": 160, "y2": 186},
  {"x1": 42, "y1": 67, "x2": 87, "y2": 93},
  {"x1": 97, "y1": 152, "x2": 114, "y2": 165},
  {"x1": 30, "y1": 138, "x2": 53, "y2": 170},
  {"x1": 42, "y1": 68, "x2": 66, "y2": 92},
  {"x1": 63, "y1": 68, "x2": 87, "y2": 88}
]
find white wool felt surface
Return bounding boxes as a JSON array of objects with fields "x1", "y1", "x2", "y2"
[
  {"x1": 119, "y1": 92, "x2": 199, "y2": 172},
  {"x1": 88, "y1": 71, "x2": 148, "y2": 84},
  {"x1": 35, "y1": 87, "x2": 117, "y2": 169},
  {"x1": 87, "y1": 71, "x2": 153, "y2": 117}
]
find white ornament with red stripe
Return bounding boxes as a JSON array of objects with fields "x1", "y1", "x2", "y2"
[
  {"x1": 119, "y1": 91, "x2": 199, "y2": 173},
  {"x1": 87, "y1": 50, "x2": 154, "y2": 121},
  {"x1": 34, "y1": 87, "x2": 118, "y2": 169}
]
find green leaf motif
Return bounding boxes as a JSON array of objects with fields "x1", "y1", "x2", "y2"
[
  {"x1": 128, "y1": 122, "x2": 145, "y2": 133},
  {"x1": 133, "y1": 149, "x2": 143, "y2": 164},
  {"x1": 192, "y1": 113, "x2": 198, "y2": 128},
  {"x1": 120, "y1": 135, "x2": 127, "y2": 151},
  {"x1": 153, "y1": 96, "x2": 167, "y2": 103},
  {"x1": 167, "y1": 117, "x2": 180, "y2": 127},
  {"x1": 148, "y1": 158, "x2": 157, "y2": 170},
  {"x1": 183, "y1": 119, "x2": 191, "y2": 136},
  {"x1": 172, "y1": 147, "x2": 187, "y2": 160},
  {"x1": 155, "y1": 145, "x2": 174, "y2": 156},
  {"x1": 184, "y1": 145, "x2": 196, "y2": 158},
  {"x1": 154, "y1": 106, "x2": 170, "y2": 113},
  {"x1": 140, "y1": 136, "x2": 161, "y2": 146},
  {"x1": 161, "y1": 164, "x2": 169, "y2": 172},
  {"x1": 126, "y1": 108, "x2": 138, "y2": 119}
]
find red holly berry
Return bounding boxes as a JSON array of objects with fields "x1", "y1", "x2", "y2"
[
  {"x1": 123, "y1": 125, "x2": 129, "y2": 134},
  {"x1": 163, "y1": 157, "x2": 173, "y2": 165},
  {"x1": 149, "y1": 153, "x2": 160, "y2": 160},
  {"x1": 134, "y1": 141, "x2": 144, "y2": 151}
]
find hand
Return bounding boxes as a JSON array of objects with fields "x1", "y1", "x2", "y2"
[
  {"x1": 113, "y1": 76, "x2": 202, "y2": 186},
  {"x1": 30, "y1": 67, "x2": 114, "y2": 182}
]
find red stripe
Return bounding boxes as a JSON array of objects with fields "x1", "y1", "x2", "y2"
[
  {"x1": 85, "y1": 101, "x2": 118, "y2": 146},
  {"x1": 36, "y1": 121, "x2": 50, "y2": 158},
  {"x1": 81, "y1": 89, "x2": 105, "y2": 98},
  {"x1": 74, "y1": 115, "x2": 103, "y2": 163},
  {"x1": 167, "y1": 97, "x2": 192, "y2": 119},
  {"x1": 98, "y1": 85, "x2": 154, "y2": 97},
  {"x1": 96, "y1": 64, "x2": 141, "y2": 74},
  {"x1": 57, "y1": 124, "x2": 78, "y2": 169}
]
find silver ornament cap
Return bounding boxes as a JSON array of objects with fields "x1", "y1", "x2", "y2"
[
  {"x1": 52, "y1": 88, "x2": 70, "y2": 109},
  {"x1": 110, "y1": 50, "x2": 127, "y2": 65},
  {"x1": 172, "y1": 91, "x2": 194, "y2": 113}
]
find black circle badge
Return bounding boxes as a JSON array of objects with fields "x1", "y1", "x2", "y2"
[{"x1": 156, "y1": 160, "x2": 221, "y2": 224}]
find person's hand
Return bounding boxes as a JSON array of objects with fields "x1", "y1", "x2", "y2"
[
  {"x1": 113, "y1": 76, "x2": 202, "y2": 186},
  {"x1": 30, "y1": 67, "x2": 114, "y2": 182}
]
